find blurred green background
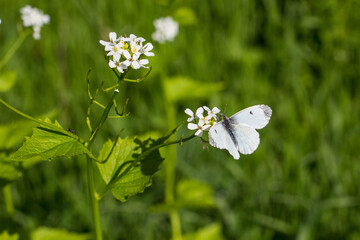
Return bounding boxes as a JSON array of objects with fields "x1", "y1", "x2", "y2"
[{"x1": 1, "y1": 0, "x2": 360, "y2": 239}]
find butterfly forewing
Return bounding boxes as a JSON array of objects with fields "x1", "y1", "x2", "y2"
[
  {"x1": 209, "y1": 122, "x2": 240, "y2": 159},
  {"x1": 229, "y1": 105, "x2": 272, "y2": 129}
]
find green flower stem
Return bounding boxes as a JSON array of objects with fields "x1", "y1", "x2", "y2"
[
  {"x1": 85, "y1": 72, "x2": 125, "y2": 240},
  {"x1": 3, "y1": 185, "x2": 15, "y2": 217},
  {"x1": 0, "y1": 31, "x2": 29, "y2": 71},
  {"x1": 165, "y1": 103, "x2": 183, "y2": 240}
]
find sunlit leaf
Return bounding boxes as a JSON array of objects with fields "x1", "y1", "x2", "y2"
[
  {"x1": 30, "y1": 227, "x2": 90, "y2": 240},
  {"x1": 176, "y1": 179, "x2": 216, "y2": 208},
  {"x1": 11, "y1": 119, "x2": 91, "y2": 162},
  {"x1": 0, "y1": 231, "x2": 19, "y2": 240},
  {"x1": 164, "y1": 76, "x2": 224, "y2": 102},
  {"x1": 0, "y1": 71, "x2": 17, "y2": 92},
  {"x1": 173, "y1": 7, "x2": 197, "y2": 25},
  {"x1": 97, "y1": 131, "x2": 176, "y2": 201},
  {"x1": 183, "y1": 223, "x2": 224, "y2": 240}
]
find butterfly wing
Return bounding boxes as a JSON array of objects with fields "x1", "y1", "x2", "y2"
[
  {"x1": 229, "y1": 105, "x2": 272, "y2": 129},
  {"x1": 231, "y1": 123, "x2": 260, "y2": 155},
  {"x1": 208, "y1": 121, "x2": 240, "y2": 160}
]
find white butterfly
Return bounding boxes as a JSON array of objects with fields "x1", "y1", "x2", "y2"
[{"x1": 208, "y1": 105, "x2": 272, "y2": 160}]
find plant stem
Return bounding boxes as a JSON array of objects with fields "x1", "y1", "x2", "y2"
[
  {"x1": 0, "y1": 31, "x2": 29, "y2": 71},
  {"x1": 3, "y1": 185, "x2": 15, "y2": 217},
  {"x1": 85, "y1": 72, "x2": 123, "y2": 239},
  {"x1": 86, "y1": 157, "x2": 103, "y2": 240}
]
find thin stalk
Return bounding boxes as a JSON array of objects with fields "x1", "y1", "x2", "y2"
[
  {"x1": 85, "y1": 72, "x2": 125, "y2": 240},
  {"x1": 3, "y1": 185, "x2": 15, "y2": 217},
  {"x1": 87, "y1": 157, "x2": 102, "y2": 240},
  {"x1": 0, "y1": 31, "x2": 29, "y2": 71}
]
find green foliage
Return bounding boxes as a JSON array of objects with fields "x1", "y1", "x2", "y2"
[
  {"x1": 0, "y1": 71, "x2": 16, "y2": 92},
  {"x1": 97, "y1": 136, "x2": 165, "y2": 201},
  {"x1": 0, "y1": 231, "x2": 18, "y2": 240},
  {"x1": 176, "y1": 179, "x2": 215, "y2": 208},
  {"x1": 11, "y1": 119, "x2": 92, "y2": 162},
  {"x1": 173, "y1": 7, "x2": 197, "y2": 26},
  {"x1": 30, "y1": 227, "x2": 90, "y2": 240},
  {"x1": 183, "y1": 223, "x2": 224, "y2": 240},
  {"x1": 0, "y1": 156, "x2": 21, "y2": 188},
  {"x1": 164, "y1": 76, "x2": 224, "y2": 102}
]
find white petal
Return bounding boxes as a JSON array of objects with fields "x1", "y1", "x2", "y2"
[
  {"x1": 202, "y1": 124, "x2": 211, "y2": 131},
  {"x1": 187, "y1": 123, "x2": 198, "y2": 130},
  {"x1": 122, "y1": 50, "x2": 131, "y2": 59},
  {"x1": 144, "y1": 43, "x2": 153, "y2": 51},
  {"x1": 144, "y1": 52, "x2": 155, "y2": 57},
  {"x1": 139, "y1": 59, "x2": 149, "y2": 66},
  {"x1": 99, "y1": 40, "x2": 109, "y2": 46},
  {"x1": 131, "y1": 61, "x2": 141, "y2": 69},
  {"x1": 185, "y1": 108, "x2": 194, "y2": 117},
  {"x1": 122, "y1": 60, "x2": 131, "y2": 67},
  {"x1": 195, "y1": 107, "x2": 204, "y2": 116},
  {"x1": 203, "y1": 106, "x2": 210, "y2": 111},
  {"x1": 108, "y1": 60, "x2": 116, "y2": 68},
  {"x1": 109, "y1": 32, "x2": 117, "y2": 42},
  {"x1": 195, "y1": 130, "x2": 203, "y2": 137},
  {"x1": 212, "y1": 107, "x2": 221, "y2": 114}
]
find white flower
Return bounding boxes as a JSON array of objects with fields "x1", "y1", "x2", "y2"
[
  {"x1": 203, "y1": 106, "x2": 221, "y2": 120},
  {"x1": 106, "y1": 42, "x2": 124, "y2": 61},
  {"x1": 197, "y1": 112, "x2": 212, "y2": 125},
  {"x1": 100, "y1": 32, "x2": 118, "y2": 48},
  {"x1": 187, "y1": 120, "x2": 211, "y2": 137},
  {"x1": 100, "y1": 33, "x2": 154, "y2": 73},
  {"x1": 109, "y1": 59, "x2": 127, "y2": 73},
  {"x1": 185, "y1": 107, "x2": 204, "y2": 122},
  {"x1": 152, "y1": 16, "x2": 179, "y2": 43},
  {"x1": 20, "y1": 5, "x2": 50, "y2": 40},
  {"x1": 0, "y1": 19, "x2": 2, "y2": 24}
]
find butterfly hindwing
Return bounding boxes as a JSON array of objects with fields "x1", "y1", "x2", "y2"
[
  {"x1": 231, "y1": 123, "x2": 260, "y2": 155},
  {"x1": 209, "y1": 122, "x2": 240, "y2": 159},
  {"x1": 229, "y1": 105, "x2": 272, "y2": 129}
]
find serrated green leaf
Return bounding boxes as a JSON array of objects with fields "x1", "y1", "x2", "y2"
[
  {"x1": 176, "y1": 179, "x2": 216, "y2": 208},
  {"x1": 0, "y1": 231, "x2": 19, "y2": 240},
  {"x1": 164, "y1": 76, "x2": 224, "y2": 102},
  {"x1": 173, "y1": 7, "x2": 197, "y2": 25},
  {"x1": 11, "y1": 123, "x2": 91, "y2": 162},
  {"x1": 183, "y1": 223, "x2": 224, "y2": 240},
  {"x1": 97, "y1": 136, "x2": 166, "y2": 202},
  {"x1": 0, "y1": 71, "x2": 17, "y2": 92},
  {"x1": 30, "y1": 227, "x2": 90, "y2": 240},
  {"x1": 0, "y1": 120, "x2": 37, "y2": 152}
]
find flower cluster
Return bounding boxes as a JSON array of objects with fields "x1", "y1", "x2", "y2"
[
  {"x1": 20, "y1": 5, "x2": 50, "y2": 40},
  {"x1": 100, "y1": 32, "x2": 154, "y2": 73},
  {"x1": 185, "y1": 106, "x2": 221, "y2": 137},
  {"x1": 152, "y1": 16, "x2": 179, "y2": 43}
]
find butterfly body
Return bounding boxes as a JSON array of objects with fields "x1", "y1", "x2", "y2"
[{"x1": 209, "y1": 105, "x2": 272, "y2": 160}]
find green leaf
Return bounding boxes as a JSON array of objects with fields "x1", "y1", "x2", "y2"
[
  {"x1": 11, "y1": 120, "x2": 91, "y2": 162},
  {"x1": 164, "y1": 76, "x2": 224, "y2": 102},
  {"x1": 30, "y1": 227, "x2": 90, "y2": 240},
  {"x1": 0, "y1": 120, "x2": 37, "y2": 152},
  {"x1": 0, "y1": 71, "x2": 17, "y2": 92},
  {"x1": 0, "y1": 156, "x2": 22, "y2": 188},
  {"x1": 176, "y1": 179, "x2": 216, "y2": 208},
  {"x1": 183, "y1": 223, "x2": 224, "y2": 240},
  {"x1": 97, "y1": 135, "x2": 168, "y2": 201},
  {"x1": 173, "y1": 7, "x2": 197, "y2": 25},
  {"x1": 0, "y1": 231, "x2": 19, "y2": 240}
]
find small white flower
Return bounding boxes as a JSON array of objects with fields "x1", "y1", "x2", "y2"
[
  {"x1": 152, "y1": 16, "x2": 179, "y2": 43},
  {"x1": 115, "y1": 88, "x2": 119, "y2": 93},
  {"x1": 203, "y1": 106, "x2": 221, "y2": 120},
  {"x1": 187, "y1": 121, "x2": 211, "y2": 137},
  {"x1": 106, "y1": 42, "x2": 124, "y2": 61},
  {"x1": 122, "y1": 52, "x2": 149, "y2": 69},
  {"x1": 100, "y1": 32, "x2": 118, "y2": 48},
  {"x1": 20, "y1": 5, "x2": 50, "y2": 40},
  {"x1": 138, "y1": 42, "x2": 155, "y2": 57},
  {"x1": 109, "y1": 59, "x2": 127, "y2": 73},
  {"x1": 197, "y1": 112, "x2": 212, "y2": 124}
]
